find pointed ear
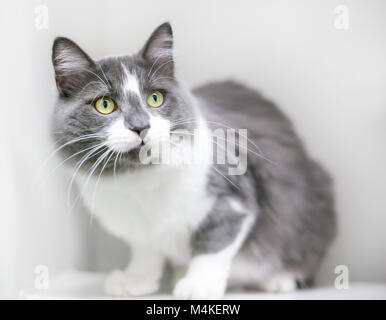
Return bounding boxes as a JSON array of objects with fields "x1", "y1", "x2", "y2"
[
  {"x1": 140, "y1": 22, "x2": 174, "y2": 77},
  {"x1": 52, "y1": 37, "x2": 96, "y2": 97}
]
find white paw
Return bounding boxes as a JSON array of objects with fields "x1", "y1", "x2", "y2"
[
  {"x1": 263, "y1": 273, "x2": 297, "y2": 293},
  {"x1": 173, "y1": 276, "x2": 226, "y2": 300},
  {"x1": 104, "y1": 270, "x2": 160, "y2": 297}
]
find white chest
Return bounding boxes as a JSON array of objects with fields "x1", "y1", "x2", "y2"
[{"x1": 77, "y1": 162, "x2": 213, "y2": 265}]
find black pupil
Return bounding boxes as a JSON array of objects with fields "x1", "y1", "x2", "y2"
[
  {"x1": 103, "y1": 100, "x2": 108, "y2": 108},
  {"x1": 153, "y1": 94, "x2": 157, "y2": 102}
]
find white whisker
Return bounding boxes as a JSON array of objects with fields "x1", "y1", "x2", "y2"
[{"x1": 66, "y1": 144, "x2": 107, "y2": 209}]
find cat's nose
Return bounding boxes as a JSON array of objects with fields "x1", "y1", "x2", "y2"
[{"x1": 130, "y1": 124, "x2": 150, "y2": 137}]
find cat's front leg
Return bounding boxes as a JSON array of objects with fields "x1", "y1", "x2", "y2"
[
  {"x1": 104, "y1": 244, "x2": 164, "y2": 297},
  {"x1": 173, "y1": 198, "x2": 255, "y2": 299}
]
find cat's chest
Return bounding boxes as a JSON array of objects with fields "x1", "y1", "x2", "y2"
[{"x1": 77, "y1": 163, "x2": 213, "y2": 263}]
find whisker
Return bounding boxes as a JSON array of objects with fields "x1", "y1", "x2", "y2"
[
  {"x1": 39, "y1": 133, "x2": 103, "y2": 173},
  {"x1": 157, "y1": 137, "x2": 241, "y2": 189},
  {"x1": 170, "y1": 130, "x2": 278, "y2": 166},
  {"x1": 96, "y1": 62, "x2": 110, "y2": 87},
  {"x1": 66, "y1": 144, "x2": 107, "y2": 209},
  {"x1": 150, "y1": 59, "x2": 174, "y2": 80},
  {"x1": 172, "y1": 119, "x2": 264, "y2": 154},
  {"x1": 68, "y1": 148, "x2": 110, "y2": 214},
  {"x1": 147, "y1": 53, "x2": 173, "y2": 80},
  {"x1": 113, "y1": 151, "x2": 121, "y2": 188},
  {"x1": 77, "y1": 80, "x2": 107, "y2": 96},
  {"x1": 38, "y1": 142, "x2": 106, "y2": 186},
  {"x1": 211, "y1": 165, "x2": 240, "y2": 190},
  {"x1": 90, "y1": 150, "x2": 115, "y2": 214}
]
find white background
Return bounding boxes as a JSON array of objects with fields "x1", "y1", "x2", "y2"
[{"x1": 1, "y1": 0, "x2": 385, "y2": 297}]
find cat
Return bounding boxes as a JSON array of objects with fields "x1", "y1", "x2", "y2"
[{"x1": 51, "y1": 22, "x2": 336, "y2": 299}]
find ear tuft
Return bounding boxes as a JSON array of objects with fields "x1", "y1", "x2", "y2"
[
  {"x1": 140, "y1": 22, "x2": 174, "y2": 77},
  {"x1": 52, "y1": 37, "x2": 95, "y2": 97}
]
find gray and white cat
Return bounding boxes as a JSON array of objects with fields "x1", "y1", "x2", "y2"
[{"x1": 51, "y1": 23, "x2": 336, "y2": 299}]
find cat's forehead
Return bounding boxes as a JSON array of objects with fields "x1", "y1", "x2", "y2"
[
  {"x1": 95, "y1": 54, "x2": 175, "y2": 95},
  {"x1": 97, "y1": 55, "x2": 145, "y2": 85},
  {"x1": 98, "y1": 55, "x2": 138, "y2": 72}
]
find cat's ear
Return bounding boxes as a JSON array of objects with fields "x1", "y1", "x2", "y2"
[
  {"x1": 52, "y1": 37, "x2": 96, "y2": 97},
  {"x1": 140, "y1": 22, "x2": 174, "y2": 77}
]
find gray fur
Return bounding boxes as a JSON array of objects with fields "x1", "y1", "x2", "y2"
[
  {"x1": 51, "y1": 22, "x2": 336, "y2": 290},
  {"x1": 192, "y1": 196, "x2": 248, "y2": 253},
  {"x1": 194, "y1": 81, "x2": 336, "y2": 285}
]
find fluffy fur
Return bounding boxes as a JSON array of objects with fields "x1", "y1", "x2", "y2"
[{"x1": 51, "y1": 22, "x2": 336, "y2": 299}]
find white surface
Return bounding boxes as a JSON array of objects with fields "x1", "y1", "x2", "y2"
[
  {"x1": 1, "y1": 0, "x2": 386, "y2": 298},
  {"x1": 20, "y1": 270, "x2": 386, "y2": 300}
]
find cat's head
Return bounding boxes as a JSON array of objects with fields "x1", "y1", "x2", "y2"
[{"x1": 51, "y1": 22, "x2": 197, "y2": 170}]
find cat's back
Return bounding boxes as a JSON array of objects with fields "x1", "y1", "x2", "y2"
[{"x1": 192, "y1": 80, "x2": 295, "y2": 140}]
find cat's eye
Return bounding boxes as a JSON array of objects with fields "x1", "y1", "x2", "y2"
[
  {"x1": 147, "y1": 90, "x2": 164, "y2": 108},
  {"x1": 95, "y1": 97, "x2": 116, "y2": 114}
]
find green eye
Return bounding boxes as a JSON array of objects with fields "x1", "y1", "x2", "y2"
[
  {"x1": 95, "y1": 97, "x2": 115, "y2": 114},
  {"x1": 147, "y1": 90, "x2": 164, "y2": 108}
]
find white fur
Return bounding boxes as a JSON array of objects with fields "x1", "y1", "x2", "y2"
[
  {"x1": 121, "y1": 63, "x2": 141, "y2": 96},
  {"x1": 229, "y1": 199, "x2": 245, "y2": 214},
  {"x1": 106, "y1": 118, "x2": 141, "y2": 153},
  {"x1": 106, "y1": 114, "x2": 171, "y2": 155},
  {"x1": 262, "y1": 273, "x2": 297, "y2": 293},
  {"x1": 105, "y1": 245, "x2": 165, "y2": 296},
  {"x1": 228, "y1": 252, "x2": 276, "y2": 289},
  {"x1": 143, "y1": 114, "x2": 171, "y2": 149},
  {"x1": 173, "y1": 201, "x2": 255, "y2": 299}
]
